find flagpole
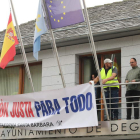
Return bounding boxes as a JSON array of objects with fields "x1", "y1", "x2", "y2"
[
  {"x1": 82, "y1": 0, "x2": 110, "y2": 120},
  {"x1": 110, "y1": 54, "x2": 115, "y2": 119},
  {"x1": 111, "y1": 54, "x2": 115, "y2": 66},
  {"x1": 42, "y1": 0, "x2": 66, "y2": 88},
  {"x1": 10, "y1": 0, "x2": 35, "y2": 92}
]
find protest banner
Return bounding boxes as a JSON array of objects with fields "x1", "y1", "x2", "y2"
[{"x1": 0, "y1": 83, "x2": 98, "y2": 131}]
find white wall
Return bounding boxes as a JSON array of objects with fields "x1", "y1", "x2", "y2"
[
  {"x1": 41, "y1": 46, "x2": 82, "y2": 91},
  {"x1": 40, "y1": 37, "x2": 123, "y2": 91}
]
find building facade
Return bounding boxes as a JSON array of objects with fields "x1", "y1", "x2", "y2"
[{"x1": 0, "y1": 0, "x2": 140, "y2": 139}]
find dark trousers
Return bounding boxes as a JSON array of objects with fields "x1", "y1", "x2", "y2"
[
  {"x1": 95, "y1": 87, "x2": 101, "y2": 121},
  {"x1": 104, "y1": 88, "x2": 119, "y2": 120},
  {"x1": 126, "y1": 90, "x2": 140, "y2": 120}
]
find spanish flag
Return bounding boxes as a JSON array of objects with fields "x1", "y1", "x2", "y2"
[{"x1": 0, "y1": 13, "x2": 19, "y2": 69}]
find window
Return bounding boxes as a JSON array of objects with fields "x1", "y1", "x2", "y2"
[
  {"x1": 0, "y1": 62, "x2": 42, "y2": 95},
  {"x1": 24, "y1": 64, "x2": 42, "y2": 93},
  {"x1": 79, "y1": 50, "x2": 121, "y2": 121},
  {"x1": 79, "y1": 50, "x2": 121, "y2": 94},
  {"x1": 0, "y1": 66, "x2": 20, "y2": 95}
]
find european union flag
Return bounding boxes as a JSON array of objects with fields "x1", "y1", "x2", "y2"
[
  {"x1": 44, "y1": 0, "x2": 84, "y2": 29},
  {"x1": 33, "y1": 0, "x2": 48, "y2": 60}
]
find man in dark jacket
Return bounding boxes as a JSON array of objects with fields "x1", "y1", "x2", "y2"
[{"x1": 125, "y1": 58, "x2": 140, "y2": 120}]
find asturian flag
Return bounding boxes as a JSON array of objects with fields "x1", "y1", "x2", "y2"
[
  {"x1": 0, "y1": 13, "x2": 19, "y2": 69},
  {"x1": 44, "y1": 0, "x2": 84, "y2": 29},
  {"x1": 33, "y1": 0, "x2": 48, "y2": 60}
]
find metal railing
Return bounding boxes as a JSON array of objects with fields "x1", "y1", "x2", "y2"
[{"x1": 94, "y1": 81, "x2": 140, "y2": 121}]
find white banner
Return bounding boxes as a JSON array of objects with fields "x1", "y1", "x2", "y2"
[{"x1": 0, "y1": 83, "x2": 98, "y2": 130}]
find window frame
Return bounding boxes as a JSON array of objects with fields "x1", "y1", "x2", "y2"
[
  {"x1": 79, "y1": 50, "x2": 121, "y2": 84},
  {"x1": 0, "y1": 62, "x2": 42, "y2": 94},
  {"x1": 79, "y1": 50, "x2": 121, "y2": 121}
]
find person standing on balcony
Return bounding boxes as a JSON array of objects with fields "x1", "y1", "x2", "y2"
[
  {"x1": 89, "y1": 58, "x2": 119, "y2": 120},
  {"x1": 91, "y1": 73, "x2": 98, "y2": 98},
  {"x1": 125, "y1": 58, "x2": 140, "y2": 120}
]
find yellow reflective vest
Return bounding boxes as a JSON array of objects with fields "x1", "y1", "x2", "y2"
[{"x1": 100, "y1": 66, "x2": 119, "y2": 88}]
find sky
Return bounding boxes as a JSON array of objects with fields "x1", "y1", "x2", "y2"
[{"x1": 0, "y1": 0, "x2": 122, "y2": 32}]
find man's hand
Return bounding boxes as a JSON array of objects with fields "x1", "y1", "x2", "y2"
[
  {"x1": 131, "y1": 80, "x2": 136, "y2": 82},
  {"x1": 102, "y1": 73, "x2": 116, "y2": 84},
  {"x1": 125, "y1": 80, "x2": 128, "y2": 83},
  {"x1": 102, "y1": 79, "x2": 108, "y2": 84},
  {"x1": 89, "y1": 81, "x2": 93, "y2": 85}
]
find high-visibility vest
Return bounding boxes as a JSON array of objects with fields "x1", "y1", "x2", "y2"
[{"x1": 100, "y1": 66, "x2": 119, "y2": 88}]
